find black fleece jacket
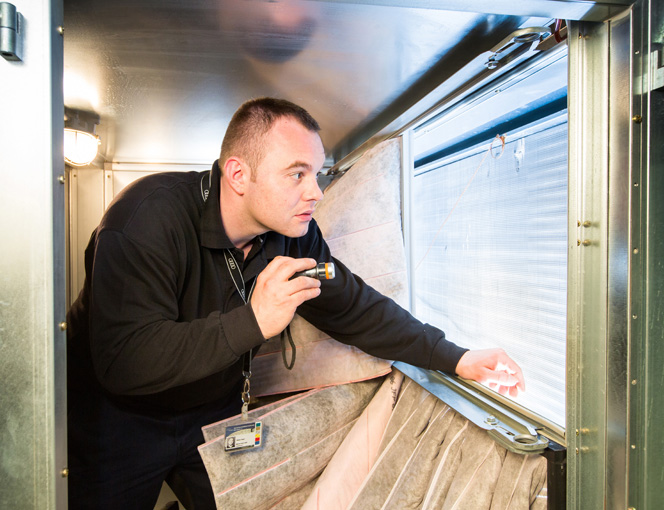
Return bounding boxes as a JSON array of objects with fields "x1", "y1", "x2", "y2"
[{"x1": 67, "y1": 160, "x2": 467, "y2": 411}]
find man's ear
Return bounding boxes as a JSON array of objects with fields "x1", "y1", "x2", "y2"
[{"x1": 223, "y1": 157, "x2": 249, "y2": 195}]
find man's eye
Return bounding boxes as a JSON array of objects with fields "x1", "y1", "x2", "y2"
[{"x1": 292, "y1": 172, "x2": 303, "y2": 180}]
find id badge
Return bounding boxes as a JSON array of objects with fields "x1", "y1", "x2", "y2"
[{"x1": 224, "y1": 421, "x2": 262, "y2": 452}]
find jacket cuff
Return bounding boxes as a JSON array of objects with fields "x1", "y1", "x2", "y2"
[
  {"x1": 219, "y1": 304, "x2": 266, "y2": 357},
  {"x1": 429, "y1": 337, "x2": 469, "y2": 375}
]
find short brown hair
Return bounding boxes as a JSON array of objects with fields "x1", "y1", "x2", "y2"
[{"x1": 219, "y1": 97, "x2": 321, "y2": 177}]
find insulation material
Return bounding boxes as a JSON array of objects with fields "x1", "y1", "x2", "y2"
[
  {"x1": 252, "y1": 139, "x2": 405, "y2": 396},
  {"x1": 198, "y1": 379, "x2": 381, "y2": 510},
  {"x1": 301, "y1": 370, "x2": 404, "y2": 510},
  {"x1": 200, "y1": 372, "x2": 547, "y2": 510},
  {"x1": 345, "y1": 374, "x2": 548, "y2": 510},
  {"x1": 489, "y1": 451, "x2": 548, "y2": 510},
  {"x1": 270, "y1": 478, "x2": 319, "y2": 510}
]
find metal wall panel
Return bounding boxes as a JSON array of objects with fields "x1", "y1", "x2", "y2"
[
  {"x1": 567, "y1": 3, "x2": 660, "y2": 508},
  {"x1": 67, "y1": 167, "x2": 104, "y2": 304},
  {"x1": 606, "y1": 12, "x2": 633, "y2": 508},
  {"x1": 567, "y1": 11, "x2": 633, "y2": 510},
  {"x1": 629, "y1": 1, "x2": 664, "y2": 507},
  {"x1": 0, "y1": 0, "x2": 66, "y2": 509}
]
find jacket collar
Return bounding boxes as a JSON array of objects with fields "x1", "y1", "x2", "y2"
[{"x1": 200, "y1": 160, "x2": 235, "y2": 250}]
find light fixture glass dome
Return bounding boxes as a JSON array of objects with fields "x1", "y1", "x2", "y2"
[{"x1": 64, "y1": 127, "x2": 99, "y2": 167}]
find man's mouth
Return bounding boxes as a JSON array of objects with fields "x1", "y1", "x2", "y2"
[{"x1": 296, "y1": 210, "x2": 315, "y2": 220}]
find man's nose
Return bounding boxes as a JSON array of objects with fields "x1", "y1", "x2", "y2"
[{"x1": 305, "y1": 175, "x2": 324, "y2": 202}]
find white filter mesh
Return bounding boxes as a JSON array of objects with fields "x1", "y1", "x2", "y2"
[{"x1": 411, "y1": 118, "x2": 567, "y2": 427}]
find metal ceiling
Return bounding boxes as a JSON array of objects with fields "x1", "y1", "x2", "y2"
[{"x1": 62, "y1": 0, "x2": 626, "y2": 167}]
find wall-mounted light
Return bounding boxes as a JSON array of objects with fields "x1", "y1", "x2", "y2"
[{"x1": 64, "y1": 107, "x2": 100, "y2": 167}]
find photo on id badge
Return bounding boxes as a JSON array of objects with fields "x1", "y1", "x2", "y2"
[{"x1": 225, "y1": 421, "x2": 263, "y2": 452}]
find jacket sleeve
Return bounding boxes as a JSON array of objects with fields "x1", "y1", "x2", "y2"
[
  {"x1": 294, "y1": 225, "x2": 468, "y2": 375},
  {"x1": 87, "y1": 228, "x2": 265, "y2": 396}
]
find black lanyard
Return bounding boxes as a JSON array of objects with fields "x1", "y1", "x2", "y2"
[
  {"x1": 223, "y1": 249, "x2": 253, "y2": 304},
  {"x1": 223, "y1": 249, "x2": 257, "y2": 419},
  {"x1": 203, "y1": 169, "x2": 259, "y2": 416},
  {"x1": 204, "y1": 168, "x2": 294, "y2": 411}
]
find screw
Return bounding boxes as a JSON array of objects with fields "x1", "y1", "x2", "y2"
[
  {"x1": 485, "y1": 58, "x2": 499, "y2": 70},
  {"x1": 61, "y1": 468, "x2": 69, "y2": 478},
  {"x1": 633, "y1": 115, "x2": 642, "y2": 124},
  {"x1": 59, "y1": 322, "x2": 67, "y2": 331}
]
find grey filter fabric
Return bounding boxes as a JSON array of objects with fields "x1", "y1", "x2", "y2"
[
  {"x1": 199, "y1": 371, "x2": 547, "y2": 509},
  {"x1": 197, "y1": 379, "x2": 382, "y2": 509},
  {"x1": 347, "y1": 376, "x2": 548, "y2": 510}
]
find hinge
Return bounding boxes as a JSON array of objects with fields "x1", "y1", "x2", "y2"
[{"x1": 0, "y1": 2, "x2": 21, "y2": 62}]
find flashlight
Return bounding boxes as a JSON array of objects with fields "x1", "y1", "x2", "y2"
[{"x1": 292, "y1": 262, "x2": 335, "y2": 280}]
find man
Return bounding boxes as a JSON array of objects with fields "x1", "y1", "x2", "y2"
[{"x1": 67, "y1": 97, "x2": 524, "y2": 509}]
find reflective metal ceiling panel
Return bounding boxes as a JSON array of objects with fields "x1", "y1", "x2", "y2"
[{"x1": 62, "y1": 0, "x2": 574, "y2": 165}]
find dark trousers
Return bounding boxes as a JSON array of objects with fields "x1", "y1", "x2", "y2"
[{"x1": 67, "y1": 387, "x2": 241, "y2": 510}]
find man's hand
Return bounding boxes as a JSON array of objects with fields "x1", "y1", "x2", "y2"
[
  {"x1": 250, "y1": 257, "x2": 321, "y2": 339},
  {"x1": 455, "y1": 348, "x2": 525, "y2": 397}
]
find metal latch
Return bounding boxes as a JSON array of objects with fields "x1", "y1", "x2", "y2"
[
  {"x1": 484, "y1": 27, "x2": 552, "y2": 70},
  {"x1": 0, "y1": 2, "x2": 21, "y2": 62},
  {"x1": 394, "y1": 362, "x2": 550, "y2": 455}
]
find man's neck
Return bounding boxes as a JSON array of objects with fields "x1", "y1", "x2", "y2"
[
  {"x1": 239, "y1": 239, "x2": 254, "y2": 260},
  {"x1": 224, "y1": 217, "x2": 256, "y2": 258},
  {"x1": 219, "y1": 194, "x2": 261, "y2": 259}
]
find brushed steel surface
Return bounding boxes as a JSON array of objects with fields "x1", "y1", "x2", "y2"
[
  {"x1": 567, "y1": 10, "x2": 637, "y2": 509},
  {"x1": 61, "y1": 0, "x2": 585, "y2": 166},
  {"x1": 606, "y1": 12, "x2": 632, "y2": 509},
  {"x1": 63, "y1": 1, "x2": 627, "y2": 169},
  {"x1": 63, "y1": 0, "x2": 490, "y2": 164},
  {"x1": 567, "y1": 18, "x2": 611, "y2": 509},
  {"x1": 0, "y1": 0, "x2": 66, "y2": 508},
  {"x1": 629, "y1": 2, "x2": 664, "y2": 508}
]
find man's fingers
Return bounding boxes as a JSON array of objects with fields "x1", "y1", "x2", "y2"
[
  {"x1": 455, "y1": 348, "x2": 526, "y2": 397},
  {"x1": 250, "y1": 257, "x2": 324, "y2": 339},
  {"x1": 481, "y1": 368, "x2": 520, "y2": 389},
  {"x1": 290, "y1": 285, "x2": 322, "y2": 306},
  {"x1": 497, "y1": 357, "x2": 526, "y2": 392},
  {"x1": 265, "y1": 256, "x2": 318, "y2": 280}
]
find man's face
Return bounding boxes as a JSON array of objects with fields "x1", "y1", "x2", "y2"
[{"x1": 245, "y1": 117, "x2": 325, "y2": 238}]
